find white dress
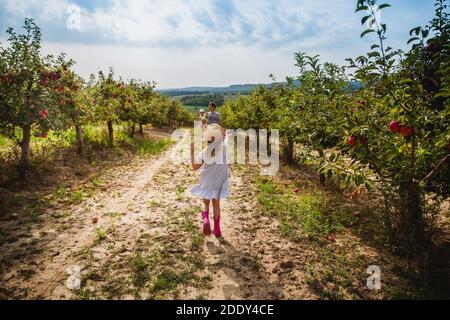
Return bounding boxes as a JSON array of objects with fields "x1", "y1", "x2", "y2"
[{"x1": 191, "y1": 140, "x2": 229, "y2": 200}]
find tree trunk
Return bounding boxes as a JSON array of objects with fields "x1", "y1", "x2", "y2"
[
  {"x1": 407, "y1": 184, "x2": 424, "y2": 244},
  {"x1": 107, "y1": 121, "x2": 114, "y2": 147},
  {"x1": 398, "y1": 181, "x2": 425, "y2": 249},
  {"x1": 75, "y1": 125, "x2": 83, "y2": 155},
  {"x1": 130, "y1": 124, "x2": 135, "y2": 138},
  {"x1": 319, "y1": 174, "x2": 326, "y2": 186},
  {"x1": 19, "y1": 125, "x2": 31, "y2": 175},
  {"x1": 318, "y1": 149, "x2": 326, "y2": 185},
  {"x1": 285, "y1": 138, "x2": 294, "y2": 165},
  {"x1": 139, "y1": 124, "x2": 143, "y2": 135},
  {"x1": 407, "y1": 135, "x2": 424, "y2": 245}
]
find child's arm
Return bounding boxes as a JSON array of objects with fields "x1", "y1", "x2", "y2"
[{"x1": 191, "y1": 142, "x2": 204, "y2": 171}]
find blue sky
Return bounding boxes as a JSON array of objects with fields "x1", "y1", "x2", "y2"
[{"x1": 0, "y1": 0, "x2": 438, "y2": 88}]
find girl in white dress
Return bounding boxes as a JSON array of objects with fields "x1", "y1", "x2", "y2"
[{"x1": 190, "y1": 124, "x2": 229, "y2": 237}]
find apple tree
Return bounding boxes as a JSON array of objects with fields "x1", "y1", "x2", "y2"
[
  {"x1": 338, "y1": 0, "x2": 450, "y2": 245},
  {"x1": 89, "y1": 69, "x2": 121, "y2": 146},
  {"x1": 0, "y1": 19, "x2": 72, "y2": 173}
]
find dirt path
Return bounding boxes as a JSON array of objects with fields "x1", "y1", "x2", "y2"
[{"x1": 1, "y1": 136, "x2": 320, "y2": 300}]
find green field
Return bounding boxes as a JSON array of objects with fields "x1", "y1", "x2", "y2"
[
  {"x1": 184, "y1": 105, "x2": 204, "y2": 115},
  {"x1": 182, "y1": 94, "x2": 246, "y2": 115}
]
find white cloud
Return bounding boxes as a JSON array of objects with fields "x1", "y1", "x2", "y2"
[
  {"x1": 5, "y1": 0, "x2": 70, "y2": 21},
  {"x1": 89, "y1": 0, "x2": 208, "y2": 43},
  {"x1": 3, "y1": 0, "x2": 361, "y2": 49},
  {"x1": 1, "y1": 0, "x2": 435, "y2": 88}
]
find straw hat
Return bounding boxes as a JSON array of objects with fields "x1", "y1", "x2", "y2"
[{"x1": 205, "y1": 124, "x2": 223, "y2": 142}]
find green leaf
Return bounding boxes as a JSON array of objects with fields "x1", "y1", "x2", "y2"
[
  {"x1": 407, "y1": 37, "x2": 420, "y2": 44},
  {"x1": 378, "y1": 4, "x2": 391, "y2": 10},
  {"x1": 368, "y1": 51, "x2": 381, "y2": 58},
  {"x1": 365, "y1": 181, "x2": 374, "y2": 192},
  {"x1": 355, "y1": 5, "x2": 369, "y2": 13},
  {"x1": 361, "y1": 15, "x2": 372, "y2": 25},
  {"x1": 360, "y1": 29, "x2": 375, "y2": 38},
  {"x1": 409, "y1": 27, "x2": 421, "y2": 37}
]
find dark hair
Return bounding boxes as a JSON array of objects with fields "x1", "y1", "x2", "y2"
[{"x1": 209, "y1": 102, "x2": 217, "y2": 109}]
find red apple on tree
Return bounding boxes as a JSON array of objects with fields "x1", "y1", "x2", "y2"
[
  {"x1": 427, "y1": 41, "x2": 440, "y2": 54},
  {"x1": 400, "y1": 126, "x2": 414, "y2": 138},
  {"x1": 390, "y1": 121, "x2": 400, "y2": 133},
  {"x1": 38, "y1": 110, "x2": 47, "y2": 120},
  {"x1": 347, "y1": 136, "x2": 356, "y2": 147},
  {"x1": 360, "y1": 135, "x2": 367, "y2": 145}
]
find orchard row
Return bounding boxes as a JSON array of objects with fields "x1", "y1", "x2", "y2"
[
  {"x1": 222, "y1": 0, "x2": 450, "y2": 246},
  {"x1": 0, "y1": 19, "x2": 194, "y2": 172}
]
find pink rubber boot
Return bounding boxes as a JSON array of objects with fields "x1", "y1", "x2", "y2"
[
  {"x1": 213, "y1": 217, "x2": 222, "y2": 238},
  {"x1": 202, "y1": 211, "x2": 211, "y2": 236}
]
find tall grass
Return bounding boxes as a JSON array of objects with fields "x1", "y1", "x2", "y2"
[
  {"x1": 0, "y1": 135, "x2": 9, "y2": 147},
  {"x1": 117, "y1": 130, "x2": 172, "y2": 155},
  {"x1": 256, "y1": 177, "x2": 349, "y2": 240},
  {"x1": 0, "y1": 124, "x2": 172, "y2": 167}
]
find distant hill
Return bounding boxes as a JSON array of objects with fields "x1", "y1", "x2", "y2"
[
  {"x1": 158, "y1": 80, "x2": 359, "y2": 97},
  {"x1": 158, "y1": 83, "x2": 282, "y2": 97}
]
